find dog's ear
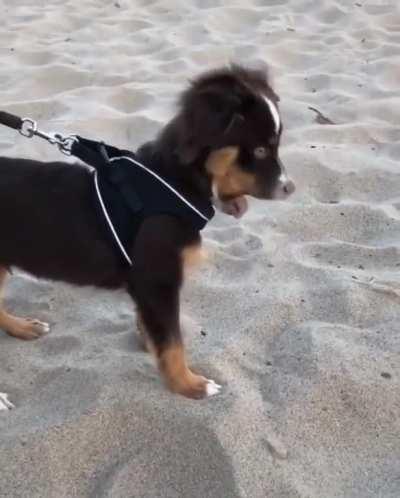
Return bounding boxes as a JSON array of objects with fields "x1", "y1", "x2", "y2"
[{"x1": 177, "y1": 86, "x2": 244, "y2": 164}]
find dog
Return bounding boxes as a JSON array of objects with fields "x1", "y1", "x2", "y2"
[{"x1": 0, "y1": 65, "x2": 295, "y2": 399}]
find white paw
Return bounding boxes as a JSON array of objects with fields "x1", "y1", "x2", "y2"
[
  {"x1": 29, "y1": 320, "x2": 50, "y2": 334},
  {"x1": 205, "y1": 379, "x2": 222, "y2": 397},
  {"x1": 0, "y1": 392, "x2": 14, "y2": 410}
]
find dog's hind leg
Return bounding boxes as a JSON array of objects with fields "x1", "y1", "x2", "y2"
[{"x1": 0, "y1": 266, "x2": 50, "y2": 340}]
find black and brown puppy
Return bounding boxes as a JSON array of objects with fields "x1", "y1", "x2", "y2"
[{"x1": 0, "y1": 65, "x2": 295, "y2": 399}]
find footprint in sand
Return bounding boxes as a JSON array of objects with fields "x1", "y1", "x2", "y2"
[
  {"x1": 207, "y1": 226, "x2": 264, "y2": 258},
  {"x1": 107, "y1": 88, "x2": 154, "y2": 114},
  {"x1": 37, "y1": 335, "x2": 82, "y2": 356},
  {"x1": 207, "y1": 226, "x2": 244, "y2": 244},
  {"x1": 294, "y1": 241, "x2": 400, "y2": 273},
  {"x1": 15, "y1": 49, "x2": 57, "y2": 66}
]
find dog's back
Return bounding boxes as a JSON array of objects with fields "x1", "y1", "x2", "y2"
[{"x1": 0, "y1": 158, "x2": 121, "y2": 285}]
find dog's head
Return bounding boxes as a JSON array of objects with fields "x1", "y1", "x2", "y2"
[{"x1": 177, "y1": 64, "x2": 295, "y2": 217}]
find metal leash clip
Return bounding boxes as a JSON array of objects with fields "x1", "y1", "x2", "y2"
[
  {"x1": 53, "y1": 133, "x2": 79, "y2": 156},
  {"x1": 19, "y1": 117, "x2": 78, "y2": 155}
]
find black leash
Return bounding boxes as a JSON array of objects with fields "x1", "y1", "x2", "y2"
[
  {"x1": 0, "y1": 110, "x2": 77, "y2": 155},
  {"x1": 0, "y1": 111, "x2": 23, "y2": 131}
]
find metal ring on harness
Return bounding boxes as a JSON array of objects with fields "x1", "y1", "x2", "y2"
[{"x1": 19, "y1": 118, "x2": 37, "y2": 138}]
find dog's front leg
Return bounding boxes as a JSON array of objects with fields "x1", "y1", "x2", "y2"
[{"x1": 130, "y1": 281, "x2": 220, "y2": 400}]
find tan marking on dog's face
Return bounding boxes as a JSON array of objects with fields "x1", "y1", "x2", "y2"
[{"x1": 205, "y1": 146, "x2": 257, "y2": 200}]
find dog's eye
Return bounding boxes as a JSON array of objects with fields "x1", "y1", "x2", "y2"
[{"x1": 254, "y1": 147, "x2": 268, "y2": 160}]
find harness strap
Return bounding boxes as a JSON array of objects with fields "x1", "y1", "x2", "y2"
[
  {"x1": 70, "y1": 137, "x2": 108, "y2": 170},
  {"x1": 108, "y1": 167, "x2": 143, "y2": 214},
  {"x1": 71, "y1": 137, "x2": 143, "y2": 214}
]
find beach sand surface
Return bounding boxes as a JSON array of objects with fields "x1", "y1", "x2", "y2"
[{"x1": 1, "y1": 1, "x2": 400, "y2": 497}]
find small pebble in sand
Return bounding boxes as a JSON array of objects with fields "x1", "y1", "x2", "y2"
[
  {"x1": 381, "y1": 372, "x2": 392, "y2": 379},
  {"x1": 265, "y1": 436, "x2": 288, "y2": 460}
]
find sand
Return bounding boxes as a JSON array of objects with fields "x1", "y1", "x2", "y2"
[{"x1": 1, "y1": 0, "x2": 400, "y2": 497}]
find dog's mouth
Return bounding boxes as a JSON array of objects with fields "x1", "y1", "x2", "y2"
[{"x1": 219, "y1": 196, "x2": 248, "y2": 218}]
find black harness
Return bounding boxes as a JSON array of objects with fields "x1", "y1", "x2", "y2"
[
  {"x1": 72, "y1": 137, "x2": 214, "y2": 266},
  {"x1": 0, "y1": 111, "x2": 215, "y2": 267}
]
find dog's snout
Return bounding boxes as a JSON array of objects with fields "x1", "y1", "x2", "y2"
[
  {"x1": 283, "y1": 179, "x2": 295, "y2": 195},
  {"x1": 270, "y1": 172, "x2": 296, "y2": 200}
]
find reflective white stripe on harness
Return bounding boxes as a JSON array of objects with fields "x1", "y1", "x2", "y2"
[
  {"x1": 109, "y1": 156, "x2": 211, "y2": 222},
  {"x1": 93, "y1": 170, "x2": 133, "y2": 266}
]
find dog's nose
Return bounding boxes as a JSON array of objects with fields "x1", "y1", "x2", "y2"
[{"x1": 283, "y1": 179, "x2": 295, "y2": 195}]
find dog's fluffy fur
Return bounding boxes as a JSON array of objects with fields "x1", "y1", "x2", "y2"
[{"x1": 0, "y1": 65, "x2": 294, "y2": 399}]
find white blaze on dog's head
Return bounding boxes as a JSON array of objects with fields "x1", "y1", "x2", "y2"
[
  {"x1": 263, "y1": 96, "x2": 280, "y2": 135},
  {"x1": 261, "y1": 95, "x2": 296, "y2": 199}
]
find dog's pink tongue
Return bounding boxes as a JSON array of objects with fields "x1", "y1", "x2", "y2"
[{"x1": 221, "y1": 196, "x2": 248, "y2": 218}]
